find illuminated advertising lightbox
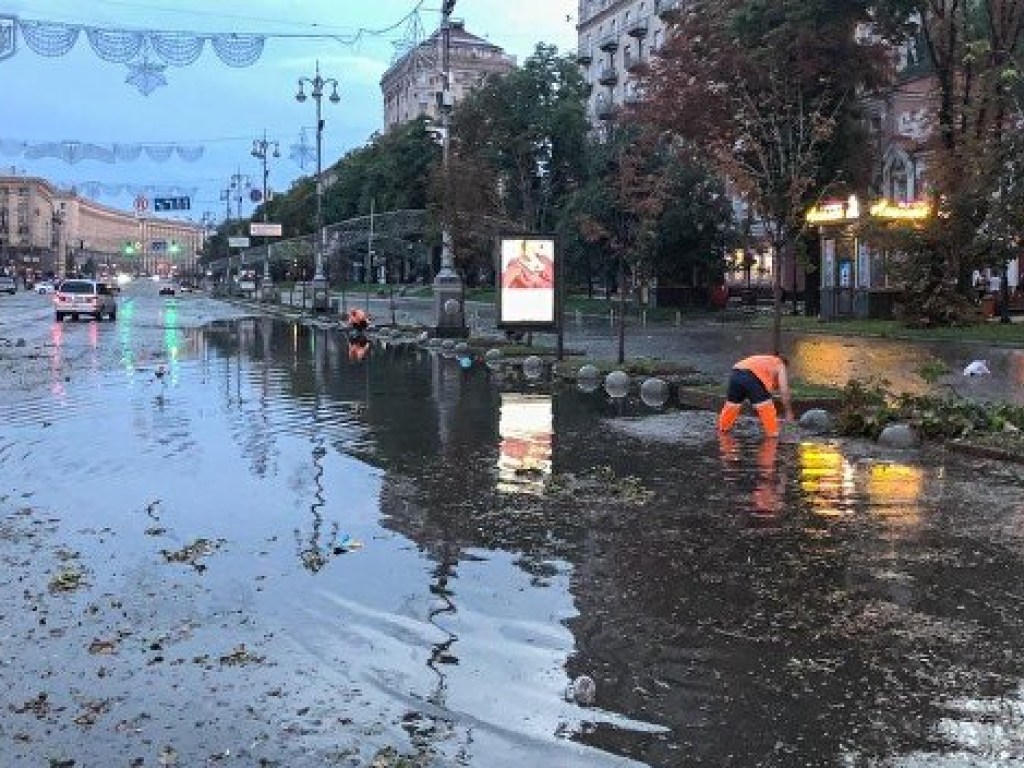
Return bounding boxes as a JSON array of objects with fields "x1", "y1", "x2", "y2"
[{"x1": 497, "y1": 236, "x2": 557, "y2": 330}]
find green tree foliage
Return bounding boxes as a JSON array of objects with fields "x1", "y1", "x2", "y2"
[
  {"x1": 639, "y1": 0, "x2": 891, "y2": 349},
  {"x1": 322, "y1": 117, "x2": 440, "y2": 222},
  {"x1": 451, "y1": 43, "x2": 590, "y2": 233},
  {"x1": 560, "y1": 131, "x2": 735, "y2": 300}
]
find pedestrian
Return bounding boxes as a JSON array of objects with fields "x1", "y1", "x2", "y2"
[
  {"x1": 347, "y1": 308, "x2": 370, "y2": 332},
  {"x1": 717, "y1": 354, "x2": 795, "y2": 438}
]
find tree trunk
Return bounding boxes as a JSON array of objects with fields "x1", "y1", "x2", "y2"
[
  {"x1": 617, "y1": 257, "x2": 626, "y2": 365},
  {"x1": 772, "y1": 239, "x2": 785, "y2": 355}
]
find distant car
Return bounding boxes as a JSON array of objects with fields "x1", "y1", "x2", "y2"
[
  {"x1": 0, "y1": 275, "x2": 16, "y2": 294},
  {"x1": 35, "y1": 281, "x2": 56, "y2": 294},
  {"x1": 158, "y1": 283, "x2": 176, "y2": 296},
  {"x1": 54, "y1": 279, "x2": 118, "y2": 321}
]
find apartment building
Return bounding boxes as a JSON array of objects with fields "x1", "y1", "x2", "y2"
[
  {"x1": 576, "y1": 0, "x2": 680, "y2": 124},
  {"x1": 380, "y1": 20, "x2": 517, "y2": 131},
  {"x1": 0, "y1": 175, "x2": 204, "y2": 281}
]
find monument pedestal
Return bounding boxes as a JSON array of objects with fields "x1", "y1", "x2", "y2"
[{"x1": 433, "y1": 271, "x2": 468, "y2": 338}]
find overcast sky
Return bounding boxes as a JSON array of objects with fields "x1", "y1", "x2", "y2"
[{"x1": 1, "y1": 0, "x2": 576, "y2": 223}]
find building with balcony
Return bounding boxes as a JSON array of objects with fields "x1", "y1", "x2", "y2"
[
  {"x1": 0, "y1": 175, "x2": 205, "y2": 282},
  {"x1": 380, "y1": 20, "x2": 517, "y2": 131},
  {"x1": 576, "y1": 0, "x2": 678, "y2": 125}
]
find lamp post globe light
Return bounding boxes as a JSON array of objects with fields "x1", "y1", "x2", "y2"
[
  {"x1": 433, "y1": 0, "x2": 466, "y2": 337},
  {"x1": 296, "y1": 60, "x2": 340, "y2": 313},
  {"x1": 251, "y1": 132, "x2": 280, "y2": 300}
]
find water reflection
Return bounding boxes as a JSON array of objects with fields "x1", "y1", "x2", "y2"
[
  {"x1": 497, "y1": 393, "x2": 553, "y2": 495},
  {"x1": 798, "y1": 441, "x2": 856, "y2": 518},
  {"x1": 9, "y1": 312, "x2": 1024, "y2": 767},
  {"x1": 718, "y1": 433, "x2": 783, "y2": 518}
]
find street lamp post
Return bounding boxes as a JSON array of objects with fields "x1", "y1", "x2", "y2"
[
  {"x1": 433, "y1": 0, "x2": 466, "y2": 337},
  {"x1": 297, "y1": 61, "x2": 340, "y2": 313},
  {"x1": 252, "y1": 131, "x2": 280, "y2": 300}
]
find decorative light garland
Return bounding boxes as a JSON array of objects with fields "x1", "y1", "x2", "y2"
[
  {"x1": 0, "y1": 138, "x2": 205, "y2": 164},
  {"x1": 0, "y1": 2, "x2": 426, "y2": 95}
]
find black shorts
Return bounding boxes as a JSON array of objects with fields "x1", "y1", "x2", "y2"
[{"x1": 726, "y1": 368, "x2": 772, "y2": 405}]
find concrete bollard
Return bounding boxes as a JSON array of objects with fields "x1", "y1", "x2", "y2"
[
  {"x1": 576, "y1": 309, "x2": 582, "y2": 326},
  {"x1": 675, "y1": 310, "x2": 681, "y2": 326}
]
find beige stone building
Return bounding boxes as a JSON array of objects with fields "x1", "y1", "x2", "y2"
[
  {"x1": 380, "y1": 20, "x2": 516, "y2": 131},
  {"x1": 576, "y1": 0, "x2": 680, "y2": 124},
  {"x1": 0, "y1": 175, "x2": 204, "y2": 282}
]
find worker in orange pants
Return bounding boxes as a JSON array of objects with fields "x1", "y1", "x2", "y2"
[{"x1": 718, "y1": 354, "x2": 795, "y2": 438}]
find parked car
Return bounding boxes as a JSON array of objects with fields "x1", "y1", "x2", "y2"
[
  {"x1": 35, "y1": 281, "x2": 57, "y2": 294},
  {"x1": 54, "y1": 279, "x2": 117, "y2": 321},
  {"x1": 158, "y1": 283, "x2": 176, "y2": 296},
  {"x1": 0, "y1": 275, "x2": 16, "y2": 294}
]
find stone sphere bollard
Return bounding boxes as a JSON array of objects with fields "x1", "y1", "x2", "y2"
[
  {"x1": 640, "y1": 377, "x2": 670, "y2": 408},
  {"x1": 577, "y1": 364, "x2": 600, "y2": 393},
  {"x1": 522, "y1": 355, "x2": 544, "y2": 380},
  {"x1": 604, "y1": 370, "x2": 630, "y2": 399},
  {"x1": 799, "y1": 408, "x2": 832, "y2": 434}
]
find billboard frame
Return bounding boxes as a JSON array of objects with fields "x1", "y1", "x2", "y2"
[{"x1": 495, "y1": 233, "x2": 561, "y2": 333}]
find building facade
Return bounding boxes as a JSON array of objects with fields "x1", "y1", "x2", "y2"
[
  {"x1": 380, "y1": 20, "x2": 516, "y2": 131},
  {"x1": 0, "y1": 175, "x2": 205, "y2": 282},
  {"x1": 576, "y1": 0, "x2": 680, "y2": 125}
]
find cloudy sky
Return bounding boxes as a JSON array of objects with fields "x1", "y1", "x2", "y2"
[{"x1": 1, "y1": 0, "x2": 576, "y2": 223}]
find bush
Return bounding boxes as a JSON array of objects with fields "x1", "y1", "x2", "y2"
[{"x1": 836, "y1": 378, "x2": 1024, "y2": 441}]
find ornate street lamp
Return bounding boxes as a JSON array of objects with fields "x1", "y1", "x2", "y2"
[
  {"x1": 433, "y1": 0, "x2": 465, "y2": 336},
  {"x1": 251, "y1": 131, "x2": 280, "y2": 299},
  {"x1": 297, "y1": 61, "x2": 340, "y2": 312}
]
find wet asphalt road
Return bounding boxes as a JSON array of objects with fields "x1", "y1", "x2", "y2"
[{"x1": 1, "y1": 283, "x2": 1024, "y2": 767}]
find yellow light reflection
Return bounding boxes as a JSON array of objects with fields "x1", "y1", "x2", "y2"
[
  {"x1": 798, "y1": 443, "x2": 927, "y2": 529},
  {"x1": 497, "y1": 394, "x2": 553, "y2": 495},
  {"x1": 798, "y1": 442, "x2": 856, "y2": 518},
  {"x1": 862, "y1": 462, "x2": 924, "y2": 531}
]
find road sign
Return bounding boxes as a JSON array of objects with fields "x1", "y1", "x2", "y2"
[
  {"x1": 134, "y1": 195, "x2": 149, "y2": 213},
  {"x1": 154, "y1": 196, "x2": 191, "y2": 212},
  {"x1": 228, "y1": 236, "x2": 250, "y2": 248},
  {"x1": 250, "y1": 222, "x2": 282, "y2": 237}
]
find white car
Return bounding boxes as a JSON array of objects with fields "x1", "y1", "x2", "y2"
[
  {"x1": 36, "y1": 281, "x2": 57, "y2": 294},
  {"x1": 54, "y1": 279, "x2": 118, "y2": 321}
]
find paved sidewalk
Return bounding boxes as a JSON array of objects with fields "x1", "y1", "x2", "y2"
[{"x1": 271, "y1": 292, "x2": 1023, "y2": 404}]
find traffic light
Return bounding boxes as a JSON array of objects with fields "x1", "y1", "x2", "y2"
[{"x1": 123, "y1": 240, "x2": 136, "y2": 256}]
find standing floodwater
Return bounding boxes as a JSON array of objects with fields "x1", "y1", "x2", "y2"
[{"x1": 1, "y1": 294, "x2": 1023, "y2": 767}]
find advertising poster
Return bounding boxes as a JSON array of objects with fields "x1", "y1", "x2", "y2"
[{"x1": 497, "y1": 236, "x2": 557, "y2": 330}]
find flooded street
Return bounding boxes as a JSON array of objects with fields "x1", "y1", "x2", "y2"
[{"x1": 2, "y1": 286, "x2": 1024, "y2": 766}]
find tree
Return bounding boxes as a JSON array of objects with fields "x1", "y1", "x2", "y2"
[
  {"x1": 451, "y1": 43, "x2": 590, "y2": 233},
  {"x1": 868, "y1": 0, "x2": 1024, "y2": 323},
  {"x1": 640, "y1": 0, "x2": 890, "y2": 350},
  {"x1": 577, "y1": 126, "x2": 671, "y2": 363}
]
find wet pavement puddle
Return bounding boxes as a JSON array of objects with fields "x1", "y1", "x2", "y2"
[{"x1": 2, "y1": 313, "x2": 1024, "y2": 766}]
